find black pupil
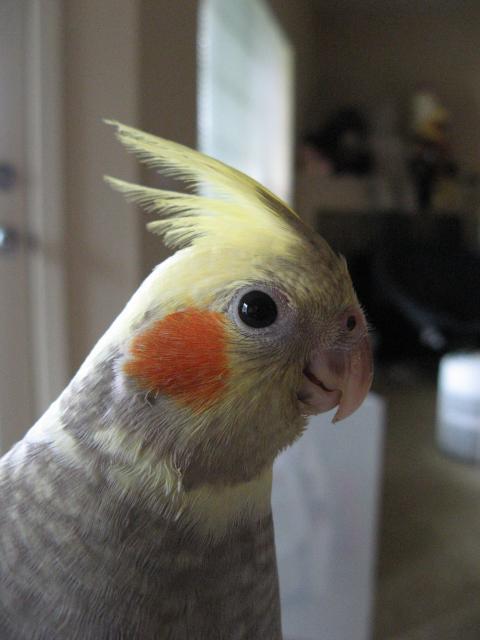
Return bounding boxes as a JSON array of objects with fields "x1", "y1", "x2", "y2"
[
  {"x1": 347, "y1": 315, "x2": 356, "y2": 331},
  {"x1": 239, "y1": 291, "x2": 278, "y2": 328}
]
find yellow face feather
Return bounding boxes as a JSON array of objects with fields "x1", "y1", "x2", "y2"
[
  {"x1": 104, "y1": 120, "x2": 353, "y2": 309},
  {"x1": 103, "y1": 120, "x2": 357, "y2": 427},
  {"x1": 104, "y1": 121, "x2": 304, "y2": 274},
  {"x1": 92, "y1": 122, "x2": 367, "y2": 526}
]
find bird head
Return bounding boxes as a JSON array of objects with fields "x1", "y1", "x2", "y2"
[{"x1": 102, "y1": 122, "x2": 373, "y2": 487}]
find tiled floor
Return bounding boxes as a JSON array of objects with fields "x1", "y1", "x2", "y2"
[{"x1": 373, "y1": 364, "x2": 480, "y2": 639}]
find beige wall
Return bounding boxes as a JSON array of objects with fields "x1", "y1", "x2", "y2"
[
  {"x1": 139, "y1": 0, "x2": 199, "y2": 276},
  {"x1": 65, "y1": 0, "x2": 141, "y2": 371},
  {"x1": 315, "y1": 4, "x2": 480, "y2": 172},
  {"x1": 268, "y1": 0, "x2": 324, "y2": 137}
]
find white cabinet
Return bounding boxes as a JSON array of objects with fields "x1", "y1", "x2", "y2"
[{"x1": 273, "y1": 393, "x2": 385, "y2": 640}]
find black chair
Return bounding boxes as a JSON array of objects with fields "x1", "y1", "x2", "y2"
[{"x1": 372, "y1": 242, "x2": 480, "y2": 357}]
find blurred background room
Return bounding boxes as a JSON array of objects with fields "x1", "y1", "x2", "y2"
[{"x1": 1, "y1": 1, "x2": 480, "y2": 639}]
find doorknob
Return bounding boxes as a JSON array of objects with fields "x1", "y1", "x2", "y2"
[
  {"x1": 0, "y1": 226, "x2": 20, "y2": 253},
  {"x1": 0, "y1": 163, "x2": 17, "y2": 191}
]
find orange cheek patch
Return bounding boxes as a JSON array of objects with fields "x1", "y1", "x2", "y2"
[{"x1": 123, "y1": 308, "x2": 229, "y2": 409}]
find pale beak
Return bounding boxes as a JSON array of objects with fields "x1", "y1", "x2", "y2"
[{"x1": 298, "y1": 308, "x2": 374, "y2": 422}]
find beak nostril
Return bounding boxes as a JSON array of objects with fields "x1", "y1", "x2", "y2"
[{"x1": 346, "y1": 315, "x2": 357, "y2": 331}]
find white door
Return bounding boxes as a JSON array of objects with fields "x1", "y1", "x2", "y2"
[{"x1": 0, "y1": 0, "x2": 34, "y2": 453}]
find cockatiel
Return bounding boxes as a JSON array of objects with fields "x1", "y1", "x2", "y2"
[{"x1": 0, "y1": 122, "x2": 372, "y2": 639}]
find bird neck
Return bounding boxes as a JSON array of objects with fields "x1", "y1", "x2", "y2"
[{"x1": 48, "y1": 349, "x2": 278, "y2": 537}]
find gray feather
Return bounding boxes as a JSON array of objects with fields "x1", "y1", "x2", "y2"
[{"x1": 0, "y1": 353, "x2": 282, "y2": 640}]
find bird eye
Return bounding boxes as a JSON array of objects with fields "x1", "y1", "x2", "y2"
[
  {"x1": 238, "y1": 290, "x2": 278, "y2": 328},
  {"x1": 346, "y1": 315, "x2": 356, "y2": 331}
]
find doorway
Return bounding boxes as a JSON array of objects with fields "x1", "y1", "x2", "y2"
[{"x1": 0, "y1": 0, "x2": 67, "y2": 453}]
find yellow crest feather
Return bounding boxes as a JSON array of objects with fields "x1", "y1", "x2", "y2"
[{"x1": 105, "y1": 120, "x2": 303, "y2": 252}]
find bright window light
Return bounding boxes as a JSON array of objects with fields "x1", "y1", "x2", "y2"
[{"x1": 198, "y1": 0, "x2": 294, "y2": 204}]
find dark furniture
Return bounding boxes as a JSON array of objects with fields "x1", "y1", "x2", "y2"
[{"x1": 314, "y1": 211, "x2": 479, "y2": 361}]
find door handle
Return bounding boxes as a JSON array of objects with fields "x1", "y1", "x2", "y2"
[
  {"x1": 0, "y1": 226, "x2": 20, "y2": 254},
  {"x1": 0, "y1": 163, "x2": 17, "y2": 191}
]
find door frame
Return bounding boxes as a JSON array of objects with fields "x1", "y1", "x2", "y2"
[{"x1": 25, "y1": 0, "x2": 68, "y2": 415}]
